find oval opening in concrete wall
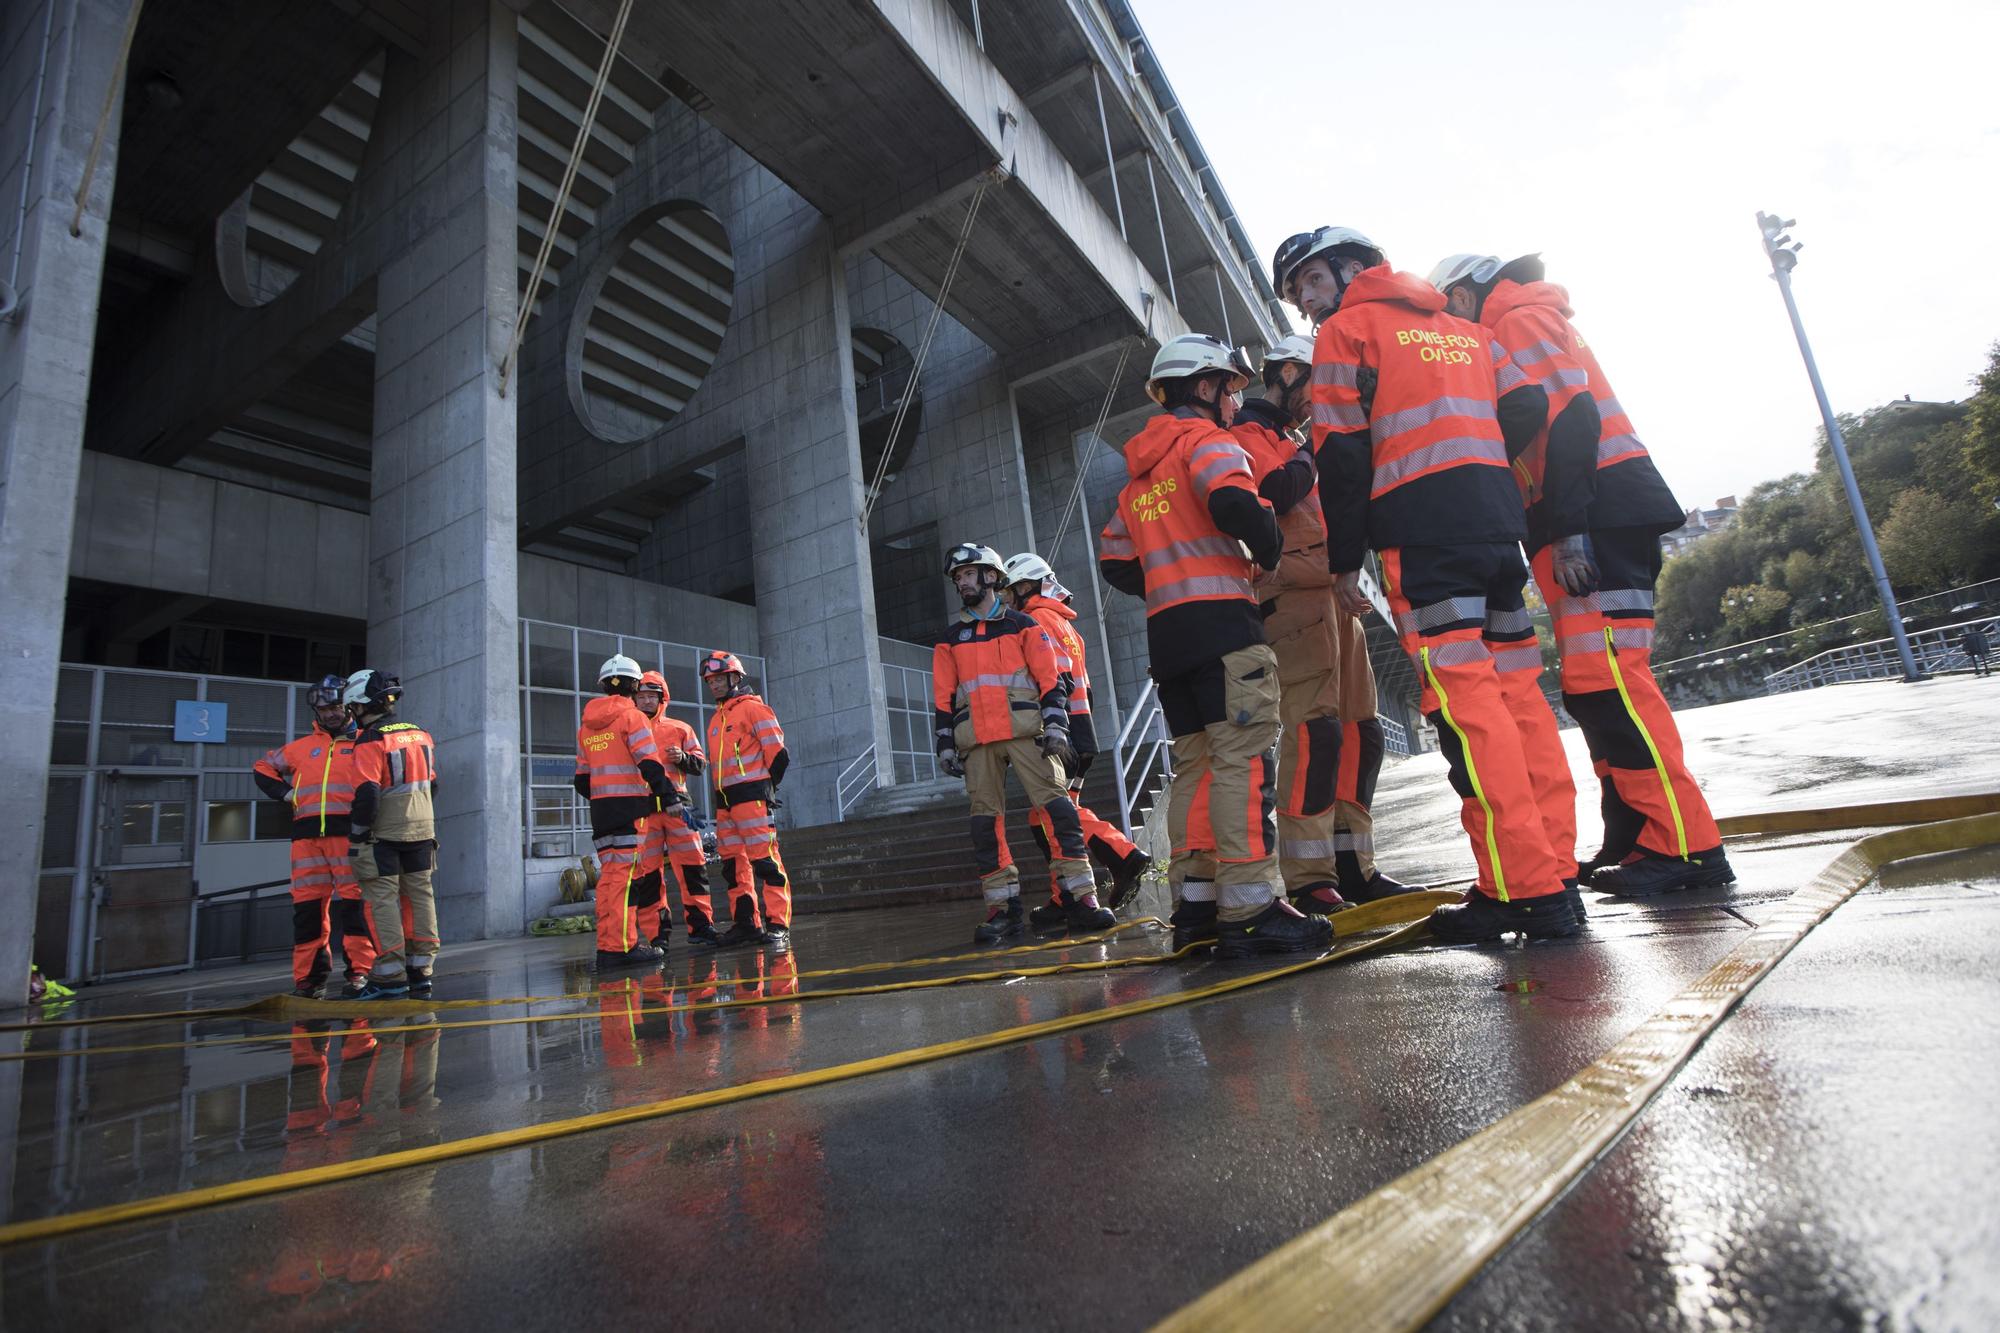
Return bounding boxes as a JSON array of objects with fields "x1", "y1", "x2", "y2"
[{"x1": 570, "y1": 202, "x2": 734, "y2": 443}]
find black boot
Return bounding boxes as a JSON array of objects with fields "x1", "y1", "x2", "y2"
[
  {"x1": 407, "y1": 966, "x2": 435, "y2": 997},
  {"x1": 1028, "y1": 896, "x2": 1069, "y2": 930},
  {"x1": 595, "y1": 944, "x2": 664, "y2": 971},
  {"x1": 1106, "y1": 850, "x2": 1149, "y2": 911},
  {"x1": 1065, "y1": 891, "x2": 1115, "y2": 934},
  {"x1": 686, "y1": 908, "x2": 722, "y2": 948},
  {"x1": 1593, "y1": 847, "x2": 1735, "y2": 897},
  {"x1": 1168, "y1": 898, "x2": 1218, "y2": 950},
  {"x1": 292, "y1": 979, "x2": 327, "y2": 1000},
  {"x1": 763, "y1": 920, "x2": 791, "y2": 950},
  {"x1": 1563, "y1": 879, "x2": 1587, "y2": 925},
  {"x1": 1287, "y1": 881, "x2": 1353, "y2": 916},
  {"x1": 717, "y1": 897, "x2": 768, "y2": 948},
  {"x1": 1342, "y1": 869, "x2": 1426, "y2": 902},
  {"x1": 974, "y1": 896, "x2": 1025, "y2": 944},
  {"x1": 1428, "y1": 889, "x2": 1578, "y2": 943},
  {"x1": 1216, "y1": 899, "x2": 1336, "y2": 959}
]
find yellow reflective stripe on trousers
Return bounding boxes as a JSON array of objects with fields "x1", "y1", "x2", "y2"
[
  {"x1": 317, "y1": 746, "x2": 335, "y2": 837},
  {"x1": 1603, "y1": 626, "x2": 1688, "y2": 858},
  {"x1": 1420, "y1": 645, "x2": 1508, "y2": 900}
]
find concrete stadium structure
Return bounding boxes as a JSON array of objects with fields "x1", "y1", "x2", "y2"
[{"x1": 0, "y1": 0, "x2": 1419, "y2": 1004}]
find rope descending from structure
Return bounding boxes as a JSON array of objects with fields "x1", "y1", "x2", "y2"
[
  {"x1": 858, "y1": 176, "x2": 995, "y2": 530},
  {"x1": 498, "y1": 0, "x2": 635, "y2": 398},
  {"x1": 70, "y1": 0, "x2": 147, "y2": 238},
  {"x1": 1046, "y1": 336, "x2": 1134, "y2": 565}
]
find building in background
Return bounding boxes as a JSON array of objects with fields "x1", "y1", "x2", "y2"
[
  {"x1": 1660, "y1": 496, "x2": 1742, "y2": 557},
  {"x1": 0, "y1": 0, "x2": 1416, "y2": 996}
]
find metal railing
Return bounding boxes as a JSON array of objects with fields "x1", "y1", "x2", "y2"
[
  {"x1": 1380, "y1": 716, "x2": 1411, "y2": 758},
  {"x1": 1112, "y1": 677, "x2": 1173, "y2": 839},
  {"x1": 835, "y1": 745, "x2": 881, "y2": 820},
  {"x1": 1764, "y1": 615, "x2": 1997, "y2": 692}
]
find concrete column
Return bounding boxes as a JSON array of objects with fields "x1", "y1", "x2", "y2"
[
  {"x1": 0, "y1": 0, "x2": 127, "y2": 1005},
  {"x1": 746, "y1": 234, "x2": 892, "y2": 826},
  {"x1": 367, "y1": 0, "x2": 523, "y2": 940}
]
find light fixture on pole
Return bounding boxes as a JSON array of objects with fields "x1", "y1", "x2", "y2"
[{"x1": 1756, "y1": 211, "x2": 1923, "y2": 683}]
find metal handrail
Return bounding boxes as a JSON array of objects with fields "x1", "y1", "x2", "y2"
[
  {"x1": 1112, "y1": 678, "x2": 1172, "y2": 839},
  {"x1": 1764, "y1": 614, "x2": 1996, "y2": 693},
  {"x1": 835, "y1": 744, "x2": 880, "y2": 819},
  {"x1": 1379, "y1": 716, "x2": 1410, "y2": 759}
]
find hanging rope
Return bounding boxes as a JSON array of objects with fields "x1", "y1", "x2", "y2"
[
  {"x1": 69, "y1": 0, "x2": 146, "y2": 238},
  {"x1": 1046, "y1": 336, "x2": 1134, "y2": 564},
  {"x1": 498, "y1": 0, "x2": 634, "y2": 398},
  {"x1": 859, "y1": 176, "x2": 994, "y2": 529}
]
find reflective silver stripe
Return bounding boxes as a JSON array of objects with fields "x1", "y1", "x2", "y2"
[
  {"x1": 1372, "y1": 395, "x2": 1495, "y2": 439},
  {"x1": 383, "y1": 780, "x2": 432, "y2": 796},
  {"x1": 1537, "y1": 367, "x2": 1589, "y2": 392},
  {"x1": 1141, "y1": 535, "x2": 1244, "y2": 570},
  {"x1": 1190, "y1": 440, "x2": 1252, "y2": 495},
  {"x1": 1148, "y1": 574, "x2": 1255, "y2": 605},
  {"x1": 1509, "y1": 338, "x2": 1565, "y2": 368},
  {"x1": 1596, "y1": 395, "x2": 1626, "y2": 420},
  {"x1": 1395, "y1": 596, "x2": 1486, "y2": 634},
  {"x1": 958, "y1": 671, "x2": 1033, "y2": 691},
  {"x1": 1313, "y1": 361, "x2": 1359, "y2": 387},
  {"x1": 593, "y1": 832, "x2": 640, "y2": 850},
  {"x1": 1495, "y1": 360, "x2": 1530, "y2": 391},
  {"x1": 1597, "y1": 589, "x2": 1655, "y2": 613},
  {"x1": 1562, "y1": 626, "x2": 1654, "y2": 656},
  {"x1": 1598, "y1": 432, "x2": 1644, "y2": 463},
  {"x1": 1611, "y1": 626, "x2": 1654, "y2": 650},
  {"x1": 1373, "y1": 435, "x2": 1507, "y2": 491},
  {"x1": 263, "y1": 749, "x2": 291, "y2": 777},
  {"x1": 593, "y1": 763, "x2": 642, "y2": 775},
  {"x1": 1423, "y1": 640, "x2": 1492, "y2": 668},
  {"x1": 388, "y1": 750, "x2": 405, "y2": 786},
  {"x1": 1332, "y1": 831, "x2": 1374, "y2": 852},
  {"x1": 1491, "y1": 645, "x2": 1544, "y2": 673},
  {"x1": 629, "y1": 732, "x2": 658, "y2": 757},
  {"x1": 1279, "y1": 838, "x2": 1338, "y2": 860},
  {"x1": 1484, "y1": 608, "x2": 1533, "y2": 634},
  {"x1": 1099, "y1": 534, "x2": 1136, "y2": 558},
  {"x1": 1552, "y1": 593, "x2": 1600, "y2": 619},
  {"x1": 753, "y1": 721, "x2": 782, "y2": 737},
  {"x1": 1313, "y1": 401, "x2": 1369, "y2": 430}
]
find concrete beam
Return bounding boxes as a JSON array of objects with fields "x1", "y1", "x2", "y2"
[
  {"x1": 1004, "y1": 311, "x2": 1141, "y2": 387},
  {"x1": 1022, "y1": 61, "x2": 1096, "y2": 106},
  {"x1": 832, "y1": 154, "x2": 996, "y2": 257},
  {"x1": 1080, "y1": 145, "x2": 1146, "y2": 193}
]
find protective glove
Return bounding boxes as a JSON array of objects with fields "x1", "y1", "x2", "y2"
[
  {"x1": 1333, "y1": 570, "x2": 1371, "y2": 617},
  {"x1": 1039, "y1": 726, "x2": 1078, "y2": 772},
  {"x1": 1551, "y1": 533, "x2": 1600, "y2": 597},
  {"x1": 939, "y1": 747, "x2": 966, "y2": 780}
]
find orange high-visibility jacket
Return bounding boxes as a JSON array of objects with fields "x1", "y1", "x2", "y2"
[
  {"x1": 254, "y1": 722, "x2": 360, "y2": 840},
  {"x1": 932, "y1": 607, "x2": 1068, "y2": 751},
  {"x1": 707, "y1": 691, "x2": 788, "y2": 802},
  {"x1": 1310, "y1": 266, "x2": 1543, "y2": 571},
  {"x1": 1481, "y1": 279, "x2": 1683, "y2": 551},
  {"x1": 1230, "y1": 400, "x2": 1330, "y2": 598},
  {"x1": 575, "y1": 694, "x2": 667, "y2": 835},
  {"x1": 1020, "y1": 593, "x2": 1098, "y2": 757},
  {"x1": 647, "y1": 711, "x2": 705, "y2": 800},
  {"x1": 1098, "y1": 408, "x2": 1281, "y2": 679},
  {"x1": 350, "y1": 717, "x2": 437, "y2": 842}
]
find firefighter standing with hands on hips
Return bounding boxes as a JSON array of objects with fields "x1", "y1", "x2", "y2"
[{"x1": 703, "y1": 651, "x2": 794, "y2": 949}]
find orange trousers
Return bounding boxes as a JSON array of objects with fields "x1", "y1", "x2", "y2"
[
  {"x1": 590, "y1": 827, "x2": 645, "y2": 954},
  {"x1": 716, "y1": 798, "x2": 789, "y2": 927},
  {"x1": 1533, "y1": 531, "x2": 1720, "y2": 860},
  {"x1": 1026, "y1": 796, "x2": 1139, "y2": 903},
  {"x1": 288, "y1": 836, "x2": 376, "y2": 986},
  {"x1": 638, "y1": 807, "x2": 714, "y2": 937},
  {"x1": 1381, "y1": 544, "x2": 1566, "y2": 901}
]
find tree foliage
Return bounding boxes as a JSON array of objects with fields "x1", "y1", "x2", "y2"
[{"x1": 1656, "y1": 342, "x2": 2000, "y2": 657}]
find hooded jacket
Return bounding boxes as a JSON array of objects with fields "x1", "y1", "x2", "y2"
[
  {"x1": 1230, "y1": 396, "x2": 1331, "y2": 602},
  {"x1": 1481, "y1": 280, "x2": 1684, "y2": 549},
  {"x1": 573, "y1": 694, "x2": 671, "y2": 836},
  {"x1": 254, "y1": 720, "x2": 360, "y2": 840},
  {"x1": 1021, "y1": 592, "x2": 1098, "y2": 758},
  {"x1": 1099, "y1": 407, "x2": 1282, "y2": 680},
  {"x1": 1310, "y1": 266, "x2": 1544, "y2": 570}
]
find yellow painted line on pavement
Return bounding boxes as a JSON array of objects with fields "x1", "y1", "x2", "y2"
[
  {"x1": 1153, "y1": 811, "x2": 2000, "y2": 1333},
  {"x1": 0, "y1": 906, "x2": 1444, "y2": 1247}
]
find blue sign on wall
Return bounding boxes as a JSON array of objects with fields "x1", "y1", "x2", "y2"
[{"x1": 173, "y1": 700, "x2": 228, "y2": 743}]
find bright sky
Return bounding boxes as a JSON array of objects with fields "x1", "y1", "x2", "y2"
[{"x1": 1137, "y1": 0, "x2": 2000, "y2": 510}]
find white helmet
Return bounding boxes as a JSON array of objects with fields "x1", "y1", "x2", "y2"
[
  {"x1": 1428, "y1": 252, "x2": 1545, "y2": 295},
  {"x1": 1003, "y1": 552, "x2": 1072, "y2": 602},
  {"x1": 597, "y1": 653, "x2": 642, "y2": 687},
  {"x1": 1272, "y1": 226, "x2": 1384, "y2": 300},
  {"x1": 1145, "y1": 334, "x2": 1252, "y2": 405},
  {"x1": 1263, "y1": 334, "x2": 1314, "y2": 371},
  {"x1": 946, "y1": 542, "x2": 1007, "y2": 580}
]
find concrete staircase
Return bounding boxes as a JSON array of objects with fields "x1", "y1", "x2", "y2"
[{"x1": 782, "y1": 761, "x2": 1163, "y2": 914}]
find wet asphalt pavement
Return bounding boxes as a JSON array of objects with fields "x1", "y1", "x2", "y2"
[{"x1": 3, "y1": 677, "x2": 1998, "y2": 1329}]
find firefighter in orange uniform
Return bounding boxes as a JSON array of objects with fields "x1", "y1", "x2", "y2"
[
  {"x1": 256, "y1": 674, "x2": 378, "y2": 998},
  {"x1": 934, "y1": 543, "x2": 1112, "y2": 942},
  {"x1": 344, "y1": 669, "x2": 446, "y2": 998},
  {"x1": 1098, "y1": 335, "x2": 1334, "y2": 957},
  {"x1": 633, "y1": 669, "x2": 719, "y2": 948},
  {"x1": 1430, "y1": 252, "x2": 1731, "y2": 896},
  {"x1": 702, "y1": 651, "x2": 793, "y2": 949},
  {"x1": 574, "y1": 654, "x2": 677, "y2": 971},
  {"x1": 1277, "y1": 225, "x2": 1579, "y2": 941},
  {"x1": 1000, "y1": 551, "x2": 1148, "y2": 928}
]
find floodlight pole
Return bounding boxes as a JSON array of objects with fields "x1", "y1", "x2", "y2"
[{"x1": 1756, "y1": 212, "x2": 1923, "y2": 683}]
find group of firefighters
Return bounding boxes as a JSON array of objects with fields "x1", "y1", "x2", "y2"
[{"x1": 261, "y1": 225, "x2": 1730, "y2": 989}]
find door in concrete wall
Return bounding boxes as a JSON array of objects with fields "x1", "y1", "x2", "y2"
[{"x1": 89, "y1": 774, "x2": 196, "y2": 976}]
